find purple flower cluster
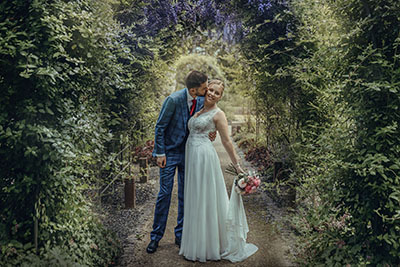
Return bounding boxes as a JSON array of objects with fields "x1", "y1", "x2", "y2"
[
  {"x1": 124, "y1": 0, "x2": 289, "y2": 45},
  {"x1": 139, "y1": 0, "x2": 244, "y2": 42},
  {"x1": 247, "y1": 0, "x2": 273, "y2": 13}
]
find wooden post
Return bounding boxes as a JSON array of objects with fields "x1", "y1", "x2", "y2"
[
  {"x1": 274, "y1": 161, "x2": 296, "y2": 207},
  {"x1": 124, "y1": 178, "x2": 136, "y2": 209},
  {"x1": 273, "y1": 161, "x2": 283, "y2": 182},
  {"x1": 124, "y1": 143, "x2": 136, "y2": 209},
  {"x1": 287, "y1": 184, "x2": 297, "y2": 208},
  {"x1": 231, "y1": 122, "x2": 242, "y2": 136},
  {"x1": 139, "y1": 157, "x2": 149, "y2": 183}
]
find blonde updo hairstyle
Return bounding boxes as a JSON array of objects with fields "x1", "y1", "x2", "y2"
[{"x1": 208, "y1": 79, "x2": 225, "y2": 96}]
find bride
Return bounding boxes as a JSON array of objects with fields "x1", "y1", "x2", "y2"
[{"x1": 179, "y1": 79, "x2": 258, "y2": 262}]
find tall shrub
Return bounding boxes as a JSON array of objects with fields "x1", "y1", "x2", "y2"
[
  {"x1": 0, "y1": 0, "x2": 158, "y2": 264},
  {"x1": 332, "y1": 0, "x2": 400, "y2": 264},
  {"x1": 288, "y1": 0, "x2": 400, "y2": 265}
]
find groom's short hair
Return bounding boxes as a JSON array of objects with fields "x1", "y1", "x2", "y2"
[{"x1": 185, "y1": 70, "x2": 208, "y2": 89}]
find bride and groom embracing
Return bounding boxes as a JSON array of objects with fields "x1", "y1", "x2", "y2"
[{"x1": 147, "y1": 70, "x2": 258, "y2": 262}]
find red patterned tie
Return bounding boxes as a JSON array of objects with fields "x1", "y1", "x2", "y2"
[{"x1": 190, "y1": 99, "x2": 197, "y2": 116}]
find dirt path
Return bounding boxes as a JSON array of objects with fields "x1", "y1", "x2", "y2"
[{"x1": 119, "y1": 131, "x2": 293, "y2": 267}]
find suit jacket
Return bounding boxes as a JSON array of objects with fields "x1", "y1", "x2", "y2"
[{"x1": 152, "y1": 88, "x2": 204, "y2": 156}]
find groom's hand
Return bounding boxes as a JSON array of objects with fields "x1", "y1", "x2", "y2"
[
  {"x1": 209, "y1": 131, "x2": 217, "y2": 142},
  {"x1": 157, "y1": 156, "x2": 166, "y2": 168}
]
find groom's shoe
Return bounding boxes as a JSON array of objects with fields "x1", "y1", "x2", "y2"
[
  {"x1": 175, "y1": 237, "x2": 181, "y2": 248},
  {"x1": 146, "y1": 240, "x2": 159, "y2": 254}
]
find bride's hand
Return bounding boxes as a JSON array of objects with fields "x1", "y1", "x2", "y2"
[{"x1": 235, "y1": 164, "x2": 245, "y2": 174}]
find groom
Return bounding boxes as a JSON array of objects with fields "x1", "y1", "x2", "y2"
[{"x1": 147, "y1": 70, "x2": 208, "y2": 253}]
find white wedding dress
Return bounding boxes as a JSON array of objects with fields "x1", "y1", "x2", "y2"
[{"x1": 179, "y1": 107, "x2": 258, "y2": 262}]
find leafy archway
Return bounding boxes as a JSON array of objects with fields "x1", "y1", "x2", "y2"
[
  {"x1": 119, "y1": 1, "x2": 400, "y2": 265},
  {"x1": 2, "y1": 0, "x2": 400, "y2": 266}
]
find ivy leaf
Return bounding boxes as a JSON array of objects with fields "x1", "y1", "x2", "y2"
[{"x1": 46, "y1": 106, "x2": 54, "y2": 115}]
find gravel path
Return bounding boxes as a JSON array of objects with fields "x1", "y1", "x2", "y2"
[{"x1": 101, "y1": 129, "x2": 297, "y2": 266}]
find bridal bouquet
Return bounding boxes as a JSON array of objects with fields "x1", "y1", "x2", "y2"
[{"x1": 225, "y1": 163, "x2": 261, "y2": 195}]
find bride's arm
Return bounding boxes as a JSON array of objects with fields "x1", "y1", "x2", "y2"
[{"x1": 214, "y1": 111, "x2": 245, "y2": 173}]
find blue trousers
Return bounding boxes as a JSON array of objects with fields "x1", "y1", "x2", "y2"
[{"x1": 150, "y1": 150, "x2": 185, "y2": 242}]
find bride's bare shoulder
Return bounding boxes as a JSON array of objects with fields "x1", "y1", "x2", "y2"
[{"x1": 213, "y1": 108, "x2": 227, "y2": 123}]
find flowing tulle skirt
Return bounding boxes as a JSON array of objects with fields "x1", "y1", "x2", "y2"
[{"x1": 179, "y1": 140, "x2": 258, "y2": 262}]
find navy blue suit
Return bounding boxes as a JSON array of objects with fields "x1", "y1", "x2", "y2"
[{"x1": 151, "y1": 88, "x2": 204, "y2": 242}]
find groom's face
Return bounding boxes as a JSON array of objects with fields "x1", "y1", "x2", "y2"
[{"x1": 195, "y1": 81, "x2": 208, "y2": 97}]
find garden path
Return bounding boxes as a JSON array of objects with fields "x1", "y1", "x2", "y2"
[{"x1": 118, "y1": 128, "x2": 294, "y2": 267}]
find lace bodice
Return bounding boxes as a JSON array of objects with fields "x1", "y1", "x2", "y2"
[{"x1": 187, "y1": 107, "x2": 220, "y2": 147}]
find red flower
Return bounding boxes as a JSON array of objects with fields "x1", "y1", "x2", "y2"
[{"x1": 245, "y1": 184, "x2": 252, "y2": 193}]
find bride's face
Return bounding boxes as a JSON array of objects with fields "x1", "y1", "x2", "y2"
[{"x1": 206, "y1": 84, "x2": 223, "y2": 104}]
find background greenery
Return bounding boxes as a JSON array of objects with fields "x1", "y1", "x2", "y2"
[
  {"x1": 233, "y1": 0, "x2": 400, "y2": 265},
  {"x1": 1, "y1": 0, "x2": 399, "y2": 265},
  {"x1": 0, "y1": 0, "x2": 159, "y2": 265}
]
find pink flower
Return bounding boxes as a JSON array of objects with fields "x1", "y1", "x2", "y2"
[{"x1": 245, "y1": 185, "x2": 252, "y2": 193}]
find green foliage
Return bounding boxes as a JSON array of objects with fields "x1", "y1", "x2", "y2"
[
  {"x1": 1, "y1": 245, "x2": 83, "y2": 267},
  {"x1": 232, "y1": 0, "x2": 400, "y2": 265},
  {"x1": 282, "y1": 0, "x2": 400, "y2": 265},
  {"x1": 0, "y1": 0, "x2": 156, "y2": 265},
  {"x1": 233, "y1": 0, "x2": 302, "y2": 162},
  {"x1": 2, "y1": 0, "x2": 400, "y2": 265},
  {"x1": 331, "y1": 1, "x2": 400, "y2": 264},
  {"x1": 174, "y1": 54, "x2": 225, "y2": 89}
]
